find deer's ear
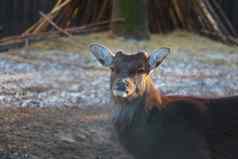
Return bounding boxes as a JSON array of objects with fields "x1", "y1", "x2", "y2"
[
  {"x1": 148, "y1": 48, "x2": 170, "y2": 71},
  {"x1": 89, "y1": 43, "x2": 114, "y2": 67}
]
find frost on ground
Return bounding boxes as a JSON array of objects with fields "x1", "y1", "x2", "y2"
[
  {"x1": 0, "y1": 50, "x2": 110, "y2": 108},
  {"x1": 0, "y1": 48, "x2": 237, "y2": 108}
]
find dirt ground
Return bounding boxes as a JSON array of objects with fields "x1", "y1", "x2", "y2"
[
  {"x1": 0, "y1": 106, "x2": 132, "y2": 159},
  {"x1": 0, "y1": 31, "x2": 238, "y2": 159}
]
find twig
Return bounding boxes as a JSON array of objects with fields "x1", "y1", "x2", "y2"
[
  {"x1": 51, "y1": 0, "x2": 72, "y2": 14},
  {"x1": 24, "y1": 0, "x2": 72, "y2": 34},
  {"x1": 0, "y1": 19, "x2": 122, "y2": 43},
  {"x1": 201, "y1": 30, "x2": 238, "y2": 45},
  {"x1": 66, "y1": 18, "x2": 124, "y2": 32},
  {"x1": 210, "y1": 0, "x2": 238, "y2": 37},
  {"x1": 0, "y1": 19, "x2": 123, "y2": 52},
  {"x1": 39, "y1": 11, "x2": 72, "y2": 37}
]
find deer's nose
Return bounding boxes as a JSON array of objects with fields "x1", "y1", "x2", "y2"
[{"x1": 116, "y1": 79, "x2": 129, "y2": 92}]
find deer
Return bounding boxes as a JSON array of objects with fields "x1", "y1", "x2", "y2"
[{"x1": 89, "y1": 43, "x2": 238, "y2": 159}]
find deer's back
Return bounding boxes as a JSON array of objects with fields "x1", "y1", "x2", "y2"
[
  {"x1": 205, "y1": 96, "x2": 238, "y2": 159},
  {"x1": 114, "y1": 96, "x2": 238, "y2": 159}
]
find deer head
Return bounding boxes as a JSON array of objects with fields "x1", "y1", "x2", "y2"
[{"x1": 89, "y1": 43, "x2": 170, "y2": 103}]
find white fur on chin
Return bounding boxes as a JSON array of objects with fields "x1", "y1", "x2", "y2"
[{"x1": 113, "y1": 90, "x2": 128, "y2": 98}]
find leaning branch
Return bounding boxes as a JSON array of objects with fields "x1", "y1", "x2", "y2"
[
  {"x1": 0, "y1": 19, "x2": 123, "y2": 52},
  {"x1": 39, "y1": 11, "x2": 73, "y2": 37}
]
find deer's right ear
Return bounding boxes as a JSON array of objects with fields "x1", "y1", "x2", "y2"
[
  {"x1": 89, "y1": 43, "x2": 114, "y2": 67},
  {"x1": 148, "y1": 48, "x2": 170, "y2": 71}
]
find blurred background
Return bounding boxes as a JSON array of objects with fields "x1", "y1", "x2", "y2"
[
  {"x1": 1, "y1": 0, "x2": 238, "y2": 51},
  {"x1": 1, "y1": 0, "x2": 238, "y2": 42},
  {"x1": 0, "y1": 1, "x2": 238, "y2": 159}
]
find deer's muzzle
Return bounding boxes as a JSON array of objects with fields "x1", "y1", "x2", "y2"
[{"x1": 112, "y1": 78, "x2": 135, "y2": 98}]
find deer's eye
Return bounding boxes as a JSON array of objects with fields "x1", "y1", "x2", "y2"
[
  {"x1": 111, "y1": 67, "x2": 119, "y2": 73},
  {"x1": 136, "y1": 68, "x2": 145, "y2": 74}
]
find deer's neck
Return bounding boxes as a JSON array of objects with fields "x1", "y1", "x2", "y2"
[
  {"x1": 112, "y1": 76, "x2": 163, "y2": 130},
  {"x1": 112, "y1": 96, "x2": 144, "y2": 130},
  {"x1": 144, "y1": 76, "x2": 164, "y2": 111}
]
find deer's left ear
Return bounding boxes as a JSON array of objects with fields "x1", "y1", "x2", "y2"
[
  {"x1": 148, "y1": 48, "x2": 170, "y2": 71},
  {"x1": 89, "y1": 43, "x2": 114, "y2": 67}
]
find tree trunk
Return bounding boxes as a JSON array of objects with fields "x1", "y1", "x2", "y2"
[
  {"x1": 111, "y1": 0, "x2": 150, "y2": 39},
  {"x1": 231, "y1": 0, "x2": 238, "y2": 32}
]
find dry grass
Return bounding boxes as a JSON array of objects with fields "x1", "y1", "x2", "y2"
[{"x1": 30, "y1": 31, "x2": 238, "y2": 55}]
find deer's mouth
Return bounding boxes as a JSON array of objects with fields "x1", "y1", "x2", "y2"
[
  {"x1": 112, "y1": 90, "x2": 129, "y2": 98},
  {"x1": 112, "y1": 87, "x2": 135, "y2": 98}
]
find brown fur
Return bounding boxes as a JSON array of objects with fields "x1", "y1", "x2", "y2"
[
  {"x1": 114, "y1": 53, "x2": 238, "y2": 159},
  {"x1": 143, "y1": 75, "x2": 209, "y2": 113},
  {"x1": 92, "y1": 48, "x2": 238, "y2": 159}
]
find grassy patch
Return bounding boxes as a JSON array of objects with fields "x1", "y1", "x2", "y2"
[{"x1": 30, "y1": 30, "x2": 238, "y2": 58}]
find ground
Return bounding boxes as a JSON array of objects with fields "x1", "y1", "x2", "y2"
[
  {"x1": 0, "y1": 31, "x2": 238, "y2": 159},
  {"x1": 0, "y1": 106, "x2": 132, "y2": 159}
]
